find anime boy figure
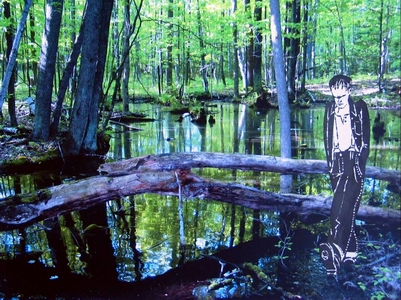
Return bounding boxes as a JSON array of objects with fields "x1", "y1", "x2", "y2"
[{"x1": 319, "y1": 75, "x2": 370, "y2": 276}]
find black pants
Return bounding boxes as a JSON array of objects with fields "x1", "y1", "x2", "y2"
[{"x1": 320, "y1": 150, "x2": 365, "y2": 275}]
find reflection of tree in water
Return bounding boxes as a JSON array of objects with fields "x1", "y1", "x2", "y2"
[
  {"x1": 80, "y1": 204, "x2": 118, "y2": 281},
  {"x1": 369, "y1": 112, "x2": 386, "y2": 206},
  {"x1": 372, "y1": 112, "x2": 386, "y2": 144}
]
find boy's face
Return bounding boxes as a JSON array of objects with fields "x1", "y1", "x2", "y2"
[{"x1": 331, "y1": 85, "x2": 350, "y2": 109}]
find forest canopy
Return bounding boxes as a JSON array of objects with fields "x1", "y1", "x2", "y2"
[{"x1": 0, "y1": 0, "x2": 400, "y2": 154}]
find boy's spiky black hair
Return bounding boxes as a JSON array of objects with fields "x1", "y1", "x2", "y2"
[{"x1": 329, "y1": 74, "x2": 352, "y2": 90}]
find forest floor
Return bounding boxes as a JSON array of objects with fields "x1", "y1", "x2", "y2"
[{"x1": 125, "y1": 230, "x2": 400, "y2": 300}]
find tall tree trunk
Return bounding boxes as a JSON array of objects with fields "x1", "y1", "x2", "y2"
[
  {"x1": 110, "y1": 0, "x2": 121, "y2": 103},
  {"x1": 179, "y1": 1, "x2": 188, "y2": 90},
  {"x1": 66, "y1": 1, "x2": 101, "y2": 153},
  {"x1": 237, "y1": 49, "x2": 247, "y2": 90},
  {"x1": 300, "y1": 0, "x2": 309, "y2": 92},
  {"x1": 68, "y1": 0, "x2": 78, "y2": 99},
  {"x1": 218, "y1": 46, "x2": 226, "y2": 87},
  {"x1": 244, "y1": 0, "x2": 253, "y2": 90},
  {"x1": 33, "y1": 0, "x2": 64, "y2": 141},
  {"x1": 232, "y1": 0, "x2": 240, "y2": 99},
  {"x1": 65, "y1": 0, "x2": 113, "y2": 155},
  {"x1": 82, "y1": 0, "x2": 114, "y2": 151},
  {"x1": 378, "y1": 0, "x2": 385, "y2": 92},
  {"x1": 50, "y1": 18, "x2": 84, "y2": 135},
  {"x1": 270, "y1": 0, "x2": 292, "y2": 192},
  {"x1": 0, "y1": 0, "x2": 33, "y2": 120},
  {"x1": 3, "y1": 2, "x2": 17, "y2": 126},
  {"x1": 166, "y1": 0, "x2": 174, "y2": 88},
  {"x1": 285, "y1": 0, "x2": 301, "y2": 101},
  {"x1": 156, "y1": 10, "x2": 163, "y2": 95},
  {"x1": 309, "y1": 0, "x2": 318, "y2": 79},
  {"x1": 334, "y1": 0, "x2": 347, "y2": 74},
  {"x1": 185, "y1": 48, "x2": 191, "y2": 87},
  {"x1": 196, "y1": 0, "x2": 209, "y2": 93},
  {"x1": 122, "y1": 0, "x2": 131, "y2": 113},
  {"x1": 264, "y1": 6, "x2": 274, "y2": 91},
  {"x1": 28, "y1": 4, "x2": 38, "y2": 95},
  {"x1": 253, "y1": 0, "x2": 263, "y2": 93}
]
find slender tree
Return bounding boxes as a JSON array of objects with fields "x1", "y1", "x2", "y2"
[
  {"x1": 253, "y1": 0, "x2": 263, "y2": 93},
  {"x1": 166, "y1": 0, "x2": 174, "y2": 88},
  {"x1": 300, "y1": 0, "x2": 309, "y2": 92},
  {"x1": 3, "y1": 1, "x2": 18, "y2": 126},
  {"x1": 305, "y1": 0, "x2": 318, "y2": 80},
  {"x1": 28, "y1": 4, "x2": 38, "y2": 88},
  {"x1": 33, "y1": 0, "x2": 64, "y2": 140},
  {"x1": 196, "y1": 0, "x2": 209, "y2": 93},
  {"x1": 100, "y1": 0, "x2": 143, "y2": 135},
  {"x1": 122, "y1": 0, "x2": 131, "y2": 113},
  {"x1": 244, "y1": 0, "x2": 253, "y2": 90},
  {"x1": 50, "y1": 17, "x2": 84, "y2": 135},
  {"x1": 378, "y1": 0, "x2": 385, "y2": 92},
  {"x1": 284, "y1": 0, "x2": 301, "y2": 100},
  {"x1": 270, "y1": 0, "x2": 292, "y2": 192},
  {"x1": 333, "y1": 0, "x2": 347, "y2": 74},
  {"x1": 0, "y1": 0, "x2": 33, "y2": 121},
  {"x1": 232, "y1": 0, "x2": 240, "y2": 99}
]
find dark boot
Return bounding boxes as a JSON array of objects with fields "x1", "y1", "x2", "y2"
[{"x1": 319, "y1": 242, "x2": 344, "y2": 276}]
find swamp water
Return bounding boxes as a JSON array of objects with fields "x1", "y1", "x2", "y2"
[{"x1": 0, "y1": 103, "x2": 400, "y2": 299}]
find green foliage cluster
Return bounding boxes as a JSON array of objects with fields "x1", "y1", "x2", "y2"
[
  {"x1": 354, "y1": 230, "x2": 401, "y2": 300},
  {"x1": 1, "y1": 0, "x2": 399, "y2": 104}
]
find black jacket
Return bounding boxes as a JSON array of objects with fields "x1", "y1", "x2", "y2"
[{"x1": 324, "y1": 98, "x2": 370, "y2": 175}]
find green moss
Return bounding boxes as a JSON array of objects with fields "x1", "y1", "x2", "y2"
[
  {"x1": 12, "y1": 156, "x2": 31, "y2": 165},
  {"x1": 31, "y1": 149, "x2": 60, "y2": 163},
  {"x1": 242, "y1": 262, "x2": 270, "y2": 283},
  {"x1": 18, "y1": 189, "x2": 52, "y2": 204}
]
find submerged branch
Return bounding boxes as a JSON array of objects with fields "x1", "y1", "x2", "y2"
[{"x1": 0, "y1": 153, "x2": 399, "y2": 231}]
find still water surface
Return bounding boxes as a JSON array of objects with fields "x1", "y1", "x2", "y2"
[{"x1": 0, "y1": 103, "x2": 400, "y2": 297}]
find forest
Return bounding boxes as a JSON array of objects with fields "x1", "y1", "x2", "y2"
[
  {"x1": 0, "y1": 1, "x2": 400, "y2": 299},
  {"x1": 0, "y1": 0, "x2": 400, "y2": 156}
]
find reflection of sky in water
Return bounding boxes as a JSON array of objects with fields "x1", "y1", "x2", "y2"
[
  {"x1": 142, "y1": 244, "x2": 173, "y2": 277},
  {"x1": 0, "y1": 232, "x2": 22, "y2": 258}
]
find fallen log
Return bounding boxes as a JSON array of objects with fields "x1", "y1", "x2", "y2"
[
  {"x1": 110, "y1": 114, "x2": 155, "y2": 123},
  {"x1": 109, "y1": 120, "x2": 143, "y2": 131},
  {"x1": 98, "y1": 152, "x2": 401, "y2": 187},
  {"x1": 0, "y1": 153, "x2": 399, "y2": 230}
]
